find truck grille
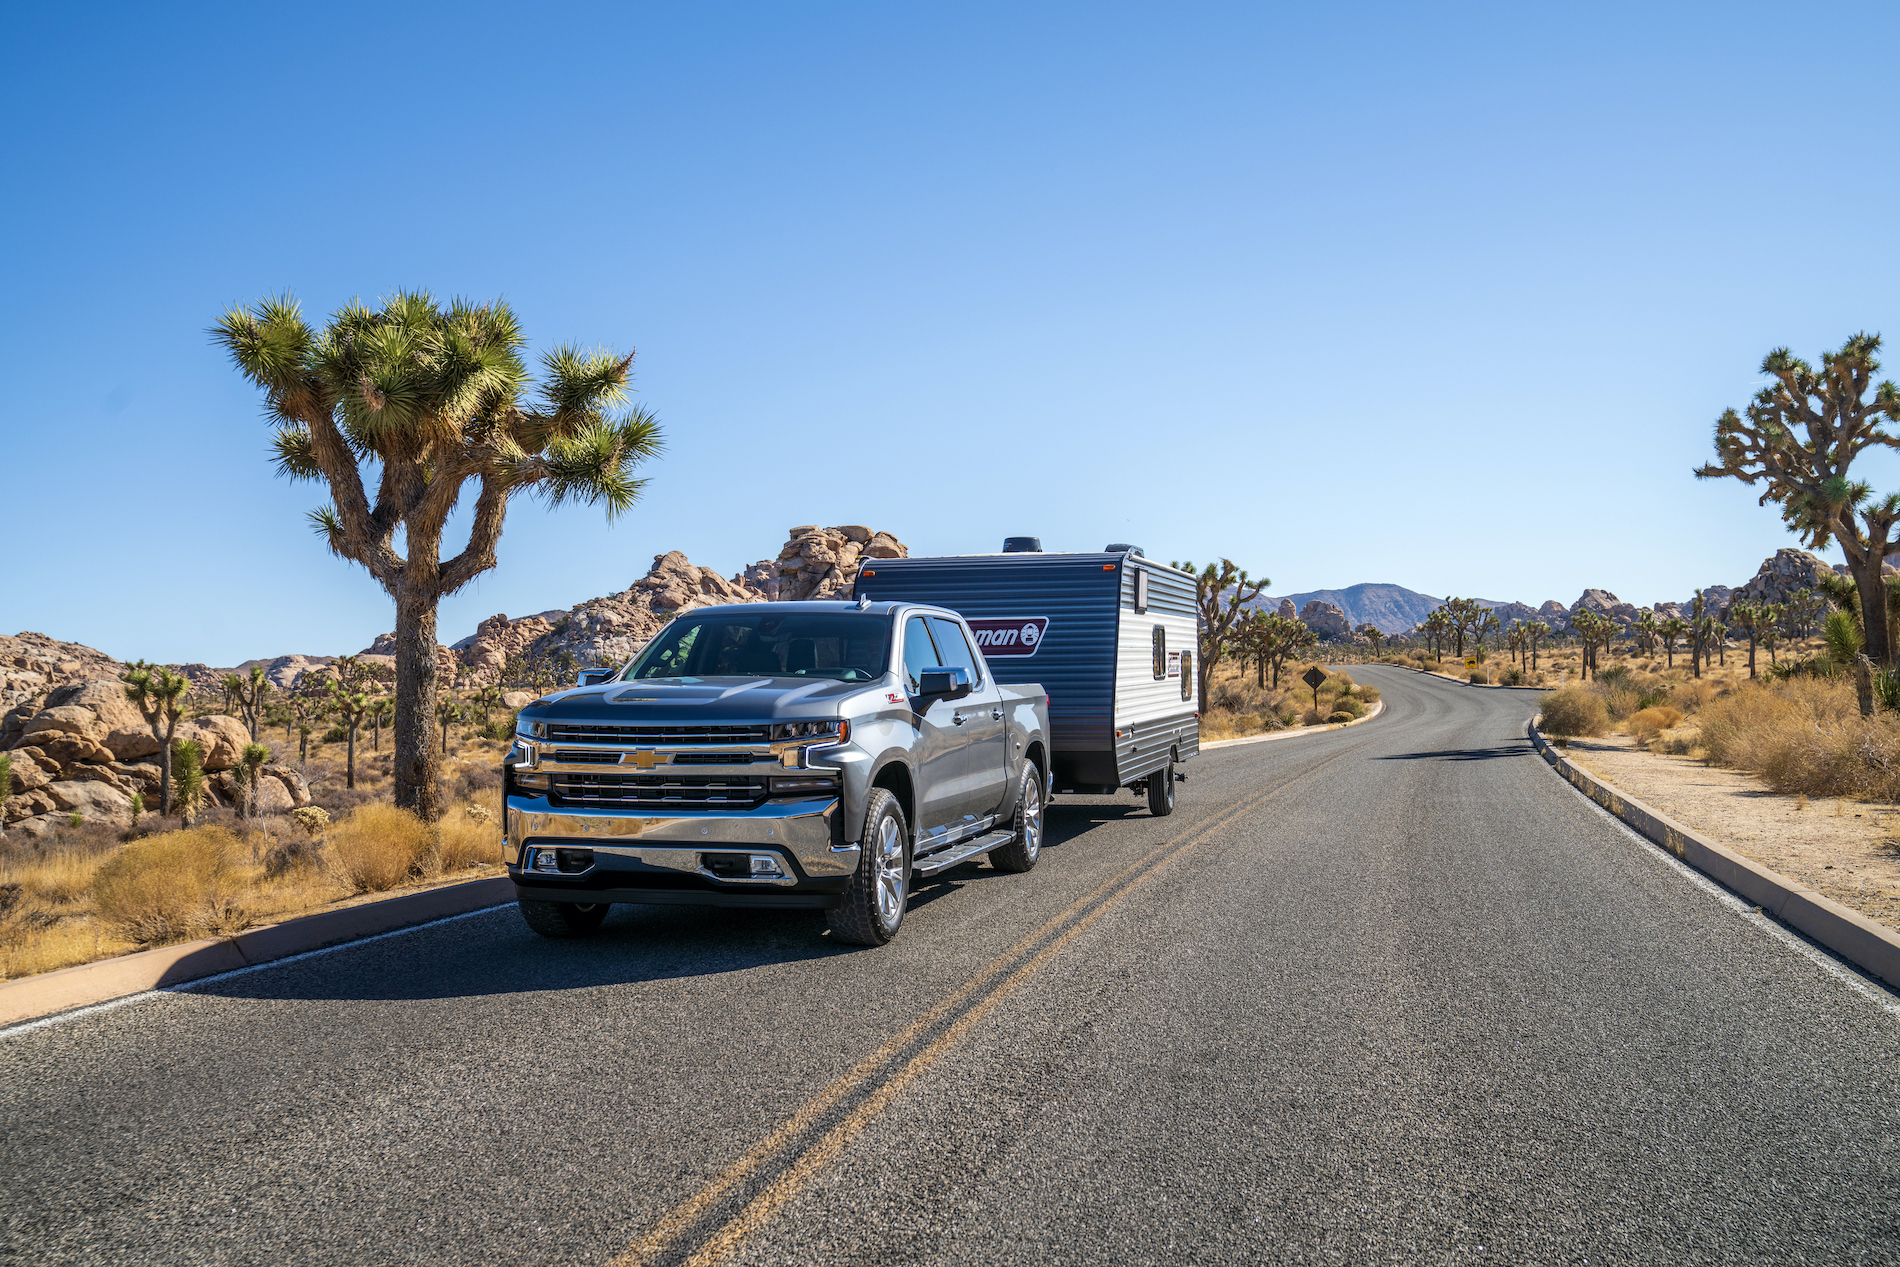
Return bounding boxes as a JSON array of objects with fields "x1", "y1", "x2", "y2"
[
  {"x1": 542, "y1": 723, "x2": 772, "y2": 745},
  {"x1": 550, "y1": 772, "x2": 770, "y2": 810}
]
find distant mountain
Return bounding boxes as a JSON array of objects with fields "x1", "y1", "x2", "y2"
[{"x1": 1255, "y1": 583, "x2": 1445, "y2": 635}]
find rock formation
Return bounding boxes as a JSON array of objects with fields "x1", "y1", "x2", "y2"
[
  {"x1": 1570, "y1": 589, "x2": 1640, "y2": 628},
  {"x1": 1298, "y1": 600, "x2": 1353, "y2": 642},
  {"x1": 1277, "y1": 599, "x2": 1298, "y2": 620},
  {"x1": 1731, "y1": 548, "x2": 1837, "y2": 610},
  {"x1": 1485, "y1": 601, "x2": 1539, "y2": 629}
]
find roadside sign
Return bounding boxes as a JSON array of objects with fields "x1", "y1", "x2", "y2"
[
  {"x1": 1301, "y1": 666, "x2": 1327, "y2": 690},
  {"x1": 1464, "y1": 656, "x2": 1477, "y2": 673}
]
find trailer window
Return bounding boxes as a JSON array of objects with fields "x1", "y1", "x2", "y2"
[
  {"x1": 928, "y1": 617, "x2": 982, "y2": 687},
  {"x1": 1152, "y1": 626, "x2": 1166, "y2": 680},
  {"x1": 902, "y1": 616, "x2": 941, "y2": 693},
  {"x1": 1134, "y1": 569, "x2": 1149, "y2": 614},
  {"x1": 1181, "y1": 649, "x2": 1193, "y2": 701}
]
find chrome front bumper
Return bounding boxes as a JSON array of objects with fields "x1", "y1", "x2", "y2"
[{"x1": 504, "y1": 792, "x2": 856, "y2": 881}]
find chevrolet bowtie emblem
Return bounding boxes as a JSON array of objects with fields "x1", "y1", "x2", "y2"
[{"x1": 628, "y1": 749, "x2": 667, "y2": 769}]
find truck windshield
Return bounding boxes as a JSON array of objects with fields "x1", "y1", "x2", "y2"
[{"x1": 624, "y1": 612, "x2": 892, "y2": 682}]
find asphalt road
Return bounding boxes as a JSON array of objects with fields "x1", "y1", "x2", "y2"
[{"x1": 5, "y1": 666, "x2": 1900, "y2": 1266}]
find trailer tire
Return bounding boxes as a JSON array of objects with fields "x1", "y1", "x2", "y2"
[
  {"x1": 830, "y1": 789, "x2": 911, "y2": 946},
  {"x1": 518, "y1": 898, "x2": 610, "y2": 939},
  {"x1": 1147, "y1": 758, "x2": 1177, "y2": 816},
  {"x1": 989, "y1": 764, "x2": 1045, "y2": 873}
]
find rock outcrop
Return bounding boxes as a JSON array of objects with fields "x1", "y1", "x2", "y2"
[
  {"x1": 1486, "y1": 601, "x2": 1538, "y2": 629},
  {"x1": 1570, "y1": 589, "x2": 1640, "y2": 628},
  {"x1": 1731, "y1": 548, "x2": 1837, "y2": 610},
  {"x1": 0, "y1": 633, "x2": 125, "y2": 741},
  {"x1": 1536, "y1": 600, "x2": 1569, "y2": 627},
  {"x1": 1277, "y1": 599, "x2": 1298, "y2": 621},
  {"x1": 1299, "y1": 600, "x2": 1353, "y2": 642}
]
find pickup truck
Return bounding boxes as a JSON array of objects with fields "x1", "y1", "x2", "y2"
[{"x1": 502, "y1": 599, "x2": 1052, "y2": 946}]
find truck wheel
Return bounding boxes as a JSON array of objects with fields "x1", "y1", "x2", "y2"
[
  {"x1": 830, "y1": 788, "x2": 911, "y2": 946},
  {"x1": 1147, "y1": 758, "x2": 1177, "y2": 817},
  {"x1": 989, "y1": 765, "x2": 1044, "y2": 873},
  {"x1": 518, "y1": 898, "x2": 610, "y2": 939}
]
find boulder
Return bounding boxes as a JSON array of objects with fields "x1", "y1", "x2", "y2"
[
  {"x1": 1277, "y1": 599, "x2": 1299, "y2": 621},
  {"x1": 17, "y1": 677, "x2": 161, "y2": 763},
  {"x1": 1570, "y1": 589, "x2": 1639, "y2": 628},
  {"x1": 1732, "y1": 548, "x2": 1837, "y2": 610},
  {"x1": 1299, "y1": 600, "x2": 1353, "y2": 642},
  {"x1": 217, "y1": 769, "x2": 296, "y2": 815},
  {"x1": 3, "y1": 788, "x2": 57, "y2": 824},
  {"x1": 6, "y1": 812, "x2": 62, "y2": 839},
  {"x1": 4, "y1": 748, "x2": 55, "y2": 793},
  {"x1": 501, "y1": 691, "x2": 536, "y2": 711},
  {"x1": 44, "y1": 779, "x2": 134, "y2": 825},
  {"x1": 264, "y1": 764, "x2": 312, "y2": 809},
  {"x1": 175, "y1": 715, "x2": 251, "y2": 772}
]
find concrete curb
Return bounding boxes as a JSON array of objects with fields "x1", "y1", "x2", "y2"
[
  {"x1": 1392, "y1": 664, "x2": 1548, "y2": 690},
  {"x1": 1528, "y1": 719, "x2": 1900, "y2": 991},
  {"x1": 1202, "y1": 699, "x2": 1384, "y2": 750},
  {"x1": 0, "y1": 875, "x2": 514, "y2": 1029}
]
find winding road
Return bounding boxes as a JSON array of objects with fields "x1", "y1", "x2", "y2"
[{"x1": 4, "y1": 666, "x2": 1899, "y2": 1265}]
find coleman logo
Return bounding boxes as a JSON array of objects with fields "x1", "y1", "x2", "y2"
[{"x1": 966, "y1": 617, "x2": 1049, "y2": 658}]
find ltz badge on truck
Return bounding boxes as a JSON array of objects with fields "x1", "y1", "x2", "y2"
[{"x1": 965, "y1": 617, "x2": 1050, "y2": 658}]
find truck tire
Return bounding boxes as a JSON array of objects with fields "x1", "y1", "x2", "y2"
[
  {"x1": 1147, "y1": 758, "x2": 1177, "y2": 817},
  {"x1": 989, "y1": 764, "x2": 1045, "y2": 873},
  {"x1": 518, "y1": 898, "x2": 610, "y2": 939},
  {"x1": 830, "y1": 788, "x2": 911, "y2": 946}
]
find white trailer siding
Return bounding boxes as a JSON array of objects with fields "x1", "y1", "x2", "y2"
[{"x1": 1113, "y1": 560, "x2": 1201, "y2": 783}]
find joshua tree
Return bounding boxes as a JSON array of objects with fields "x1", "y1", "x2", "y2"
[
  {"x1": 1697, "y1": 334, "x2": 1900, "y2": 707},
  {"x1": 368, "y1": 696, "x2": 393, "y2": 751},
  {"x1": 1659, "y1": 616, "x2": 1689, "y2": 669},
  {"x1": 326, "y1": 657, "x2": 379, "y2": 790},
  {"x1": 1573, "y1": 610, "x2": 1616, "y2": 680},
  {"x1": 1525, "y1": 620, "x2": 1551, "y2": 672},
  {"x1": 1783, "y1": 587, "x2": 1827, "y2": 639},
  {"x1": 1761, "y1": 604, "x2": 1785, "y2": 664},
  {"x1": 1471, "y1": 609, "x2": 1500, "y2": 663},
  {"x1": 1729, "y1": 600, "x2": 1767, "y2": 677},
  {"x1": 1688, "y1": 591, "x2": 1709, "y2": 679},
  {"x1": 1360, "y1": 624, "x2": 1385, "y2": 657},
  {"x1": 124, "y1": 661, "x2": 189, "y2": 816},
  {"x1": 1635, "y1": 609, "x2": 1659, "y2": 656},
  {"x1": 215, "y1": 291, "x2": 662, "y2": 819},
  {"x1": 1171, "y1": 559, "x2": 1267, "y2": 709},
  {"x1": 238, "y1": 743, "x2": 270, "y2": 821},
  {"x1": 473, "y1": 684, "x2": 502, "y2": 729},
  {"x1": 1263, "y1": 614, "x2": 1317, "y2": 688},
  {"x1": 173, "y1": 739, "x2": 207, "y2": 829},
  {"x1": 296, "y1": 723, "x2": 315, "y2": 767},
  {"x1": 220, "y1": 666, "x2": 274, "y2": 741},
  {"x1": 437, "y1": 694, "x2": 464, "y2": 755}
]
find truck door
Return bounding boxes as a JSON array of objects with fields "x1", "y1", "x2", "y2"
[
  {"x1": 927, "y1": 616, "x2": 1009, "y2": 826},
  {"x1": 902, "y1": 615, "x2": 967, "y2": 840}
]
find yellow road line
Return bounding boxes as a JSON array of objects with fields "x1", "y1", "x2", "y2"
[{"x1": 615, "y1": 740, "x2": 1363, "y2": 1267}]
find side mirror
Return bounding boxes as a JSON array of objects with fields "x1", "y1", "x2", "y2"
[
  {"x1": 917, "y1": 666, "x2": 972, "y2": 701},
  {"x1": 576, "y1": 669, "x2": 615, "y2": 687}
]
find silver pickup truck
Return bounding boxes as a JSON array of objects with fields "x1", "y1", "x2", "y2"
[{"x1": 503, "y1": 600, "x2": 1052, "y2": 946}]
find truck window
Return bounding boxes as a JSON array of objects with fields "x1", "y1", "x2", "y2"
[
  {"x1": 1152, "y1": 626, "x2": 1166, "y2": 680},
  {"x1": 927, "y1": 616, "x2": 982, "y2": 687},
  {"x1": 902, "y1": 616, "x2": 941, "y2": 693},
  {"x1": 625, "y1": 612, "x2": 892, "y2": 682}
]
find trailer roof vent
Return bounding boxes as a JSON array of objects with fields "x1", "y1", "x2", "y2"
[
  {"x1": 1105, "y1": 543, "x2": 1144, "y2": 557},
  {"x1": 1002, "y1": 537, "x2": 1042, "y2": 553}
]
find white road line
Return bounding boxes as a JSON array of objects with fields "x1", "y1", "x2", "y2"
[{"x1": 0, "y1": 904, "x2": 512, "y2": 1041}]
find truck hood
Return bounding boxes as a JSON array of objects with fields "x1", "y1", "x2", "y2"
[{"x1": 526, "y1": 675, "x2": 876, "y2": 723}]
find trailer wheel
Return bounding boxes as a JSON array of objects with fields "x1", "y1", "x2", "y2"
[
  {"x1": 518, "y1": 899, "x2": 610, "y2": 939},
  {"x1": 1147, "y1": 758, "x2": 1177, "y2": 816},
  {"x1": 989, "y1": 764, "x2": 1045, "y2": 873},
  {"x1": 830, "y1": 788, "x2": 911, "y2": 946}
]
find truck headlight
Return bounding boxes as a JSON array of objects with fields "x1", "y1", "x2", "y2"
[
  {"x1": 515, "y1": 717, "x2": 546, "y2": 739},
  {"x1": 772, "y1": 720, "x2": 848, "y2": 742}
]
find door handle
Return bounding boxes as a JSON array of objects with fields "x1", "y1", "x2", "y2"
[
  {"x1": 952, "y1": 713, "x2": 967, "y2": 725},
  {"x1": 991, "y1": 708, "x2": 1003, "y2": 720}
]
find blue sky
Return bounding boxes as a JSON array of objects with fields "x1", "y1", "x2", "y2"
[{"x1": 7, "y1": 1, "x2": 1900, "y2": 664}]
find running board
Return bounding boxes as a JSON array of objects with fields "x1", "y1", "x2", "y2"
[{"x1": 912, "y1": 829, "x2": 1016, "y2": 877}]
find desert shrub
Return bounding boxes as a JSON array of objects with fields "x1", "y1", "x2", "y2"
[
  {"x1": 289, "y1": 806, "x2": 331, "y2": 836},
  {"x1": 91, "y1": 826, "x2": 242, "y2": 945},
  {"x1": 1326, "y1": 710, "x2": 1356, "y2": 724},
  {"x1": 433, "y1": 805, "x2": 504, "y2": 873},
  {"x1": 1499, "y1": 666, "x2": 1525, "y2": 686},
  {"x1": 1469, "y1": 672, "x2": 1486, "y2": 684},
  {"x1": 1669, "y1": 680, "x2": 1719, "y2": 714},
  {"x1": 1333, "y1": 696, "x2": 1365, "y2": 719},
  {"x1": 1539, "y1": 687, "x2": 1609, "y2": 737},
  {"x1": 452, "y1": 762, "x2": 503, "y2": 799},
  {"x1": 1627, "y1": 706, "x2": 1684, "y2": 744},
  {"x1": 326, "y1": 804, "x2": 431, "y2": 892},
  {"x1": 1359, "y1": 684, "x2": 1380, "y2": 702},
  {"x1": 262, "y1": 834, "x2": 325, "y2": 879}
]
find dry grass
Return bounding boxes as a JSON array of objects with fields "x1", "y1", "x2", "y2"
[
  {"x1": 327, "y1": 803, "x2": 433, "y2": 893},
  {"x1": 91, "y1": 826, "x2": 245, "y2": 945},
  {"x1": 1200, "y1": 660, "x2": 1375, "y2": 739},
  {"x1": 1627, "y1": 706, "x2": 1684, "y2": 744},
  {"x1": 1539, "y1": 686, "x2": 1610, "y2": 737},
  {"x1": 1692, "y1": 676, "x2": 1900, "y2": 801}
]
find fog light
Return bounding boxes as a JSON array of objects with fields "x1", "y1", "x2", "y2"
[
  {"x1": 530, "y1": 848, "x2": 560, "y2": 873},
  {"x1": 750, "y1": 854, "x2": 785, "y2": 877}
]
